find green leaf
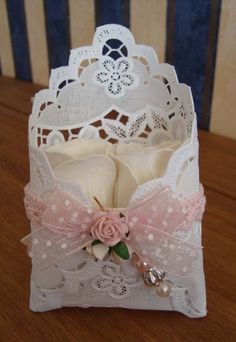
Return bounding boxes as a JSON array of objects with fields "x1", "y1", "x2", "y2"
[
  {"x1": 112, "y1": 242, "x2": 129, "y2": 260},
  {"x1": 92, "y1": 240, "x2": 101, "y2": 246}
]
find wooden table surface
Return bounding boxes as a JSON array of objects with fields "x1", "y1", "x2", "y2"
[{"x1": 0, "y1": 76, "x2": 235, "y2": 342}]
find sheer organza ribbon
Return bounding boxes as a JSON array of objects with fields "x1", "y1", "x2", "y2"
[{"x1": 21, "y1": 185, "x2": 205, "y2": 276}]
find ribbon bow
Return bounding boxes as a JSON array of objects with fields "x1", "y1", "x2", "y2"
[{"x1": 22, "y1": 185, "x2": 205, "y2": 277}]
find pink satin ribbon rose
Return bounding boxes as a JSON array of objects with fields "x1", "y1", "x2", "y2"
[{"x1": 90, "y1": 211, "x2": 128, "y2": 246}]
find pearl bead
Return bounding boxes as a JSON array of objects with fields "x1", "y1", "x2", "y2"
[
  {"x1": 139, "y1": 261, "x2": 150, "y2": 273},
  {"x1": 131, "y1": 254, "x2": 150, "y2": 272},
  {"x1": 155, "y1": 282, "x2": 171, "y2": 297}
]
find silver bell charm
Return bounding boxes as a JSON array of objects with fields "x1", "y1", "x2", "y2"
[
  {"x1": 143, "y1": 268, "x2": 165, "y2": 286},
  {"x1": 143, "y1": 267, "x2": 171, "y2": 297}
]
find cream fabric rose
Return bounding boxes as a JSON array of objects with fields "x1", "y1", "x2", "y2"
[{"x1": 44, "y1": 138, "x2": 183, "y2": 208}]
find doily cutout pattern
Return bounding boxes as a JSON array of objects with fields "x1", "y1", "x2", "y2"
[{"x1": 29, "y1": 24, "x2": 195, "y2": 148}]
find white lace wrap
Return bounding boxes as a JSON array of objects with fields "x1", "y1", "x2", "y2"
[{"x1": 26, "y1": 24, "x2": 206, "y2": 318}]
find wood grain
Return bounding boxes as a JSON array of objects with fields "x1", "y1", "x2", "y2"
[
  {"x1": 0, "y1": 76, "x2": 42, "y2": 114},
  {"x1": 0, "y1": 77, "x2": 236, "y2": 341},
  {"x1": 199, "y1": 130, "x2": 236, "y2": 199}
]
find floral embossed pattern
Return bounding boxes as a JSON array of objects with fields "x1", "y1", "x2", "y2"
[
  {"x1": 93, "y1": 57, "x2": 139, "y2": 98},
  {"x1": 92, "y1": 263, "x2": 140, "y2": 299}
]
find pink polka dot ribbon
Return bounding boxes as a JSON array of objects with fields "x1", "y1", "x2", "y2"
[{"x1": 21, "y1": 184, "x2": 205, "y2": 275}]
